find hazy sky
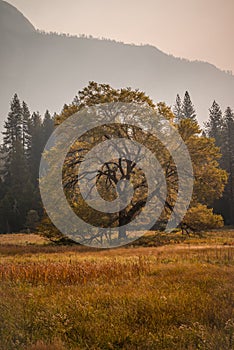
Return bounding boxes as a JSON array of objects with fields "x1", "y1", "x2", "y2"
[{"x1": 6, "y1": 0, "x2": 234, "y2": 73}]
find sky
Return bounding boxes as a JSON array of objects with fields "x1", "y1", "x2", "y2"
[{"x1": 6, "y1": 0, "x2": 234, "y2": 73}]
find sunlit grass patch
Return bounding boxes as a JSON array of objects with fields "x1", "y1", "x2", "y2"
[{"x1": 0, "y1": 230, "x2": 233, "y2": 349}]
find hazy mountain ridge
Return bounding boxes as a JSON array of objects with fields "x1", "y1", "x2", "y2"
[
  {"x1": 35, "y1": 29, "x2": 234, "y2": 76},
  {"x1": 0, "y1": 0, "x2": 234, "y2": 128}
]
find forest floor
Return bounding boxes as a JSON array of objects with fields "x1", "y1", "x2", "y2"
[{"x1": 0, "y1": 229, "x2": 233, "y2": 350}]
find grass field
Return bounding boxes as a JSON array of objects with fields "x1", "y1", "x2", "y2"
[{"x1": 0, "y1": 230, "x2": 234, "y2": 350}]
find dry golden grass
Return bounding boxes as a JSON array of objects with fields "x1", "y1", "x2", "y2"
[
  {"x1": 0, "y1": 233, "x2": 48, "y2": 246},
  {"x1": 0, "y1": 230, "x2": 233, "y2": 350},
  {"x1": 25, "y1": 339, "x2": 66, "y2": 350}
]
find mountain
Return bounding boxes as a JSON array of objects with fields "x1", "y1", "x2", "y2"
[{"x1": 0, "y1": 0, "x2": 234, "y2": 130}]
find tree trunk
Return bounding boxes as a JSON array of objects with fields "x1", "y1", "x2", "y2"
[{"x1": 118, "y1": 211, "x2": 127, "y2": 240}]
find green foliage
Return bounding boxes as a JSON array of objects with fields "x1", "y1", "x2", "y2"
[
  {"x1": 0, "y1": 95, "x2": 55, "y2": 233},
  {"x1": 43, "y1": 83, "x2": 228, "y2": 243},
  {"x1": 182, "y1": 204, "x2": 224, "y2": 234},
  {"x1": 205, "y1": 100, "x2": 223, "y2": 147},
  {"x1": 173, "y1": 93, "x2": 183, "y2": 123},
  {"x1": 177, "y1": 119, "x2": 227, "y2": 229},
  {"x1": 205, "y1": 102, "x2": 234, "y2": 224},
  {"x1": 2, "y1": 93, "x2": 22, "y2": 150},
  {"x1": 182, "y1": 91, "x2": 197, "y2": 121},
  {"x1": 0, "y1": 86, "x2": 231, "y2": 237},
  {"x1": 174, "y1": 91, "x2": 196, "y2": 122}
]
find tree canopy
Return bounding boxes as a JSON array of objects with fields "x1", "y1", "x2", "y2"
[{"x1": 41, "y1": 82, "x2": 227, "y2": 245}]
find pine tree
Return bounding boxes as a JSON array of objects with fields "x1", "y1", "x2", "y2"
[
  {"x1": 0, "y1": 95, "x2": 36, "y2": 232},
  {"x1": 3, "y1": 94, "x2": 22, "y2": 158},
  {"x1": 30, "y1": 112, "x2": 43, "y2": 184},
  {"x1": 205, "y1": 100, "x2": 223, "y2": 148},
  {"x1": 42, "y1": 110, "x2": 54, "y2": 147},
  {"x1": 182, "y1": 91, "x2": 196, "y2": 121},
  {"x1": 0, "y1": 139, "x2": 32, "y2": 232},
  {"x1": 0, "y1": 144, "x2": 5, "y2": 178},
  {"x1": 0, "y1": 96, "x2": 55, "y2": 233},
  {"x1": 222, "y1": 107, "x2": 234, "y2": 224},
  {"x1": 22, "y1": 101, "x2": 32, "y2": 159},
  {"x1": 173, "y1": 94, "x2": 183, "y2": 122},
  {"x1": 205, "y1": 103, "x2": 234, "y2": 225},
  {"x1": 1, "y1": 94, "x2": 23, "y2": 181}
]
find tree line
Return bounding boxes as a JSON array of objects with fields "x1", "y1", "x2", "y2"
[
  {"x1": 0, "y1": 94, "x2": 54, "y2": 233},
  {"x1": 0, "y1": 84, "x2": 233, "y2": 237},
  {"x1": 173, "y1": 92, "x2": 234, "y2": 226}
]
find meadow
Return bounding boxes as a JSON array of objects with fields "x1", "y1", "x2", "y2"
[{"x1": 0, "y1": 230, "x2": 233, "y2": 350}]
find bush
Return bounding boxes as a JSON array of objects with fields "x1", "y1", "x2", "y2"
[{"x1": 182, "y1": 204, "x2": 224, "y2": 234}]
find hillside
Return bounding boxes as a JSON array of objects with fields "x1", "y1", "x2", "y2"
[{"x1": 0, "y1": 0, "x2": 234, "y2": 129}]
